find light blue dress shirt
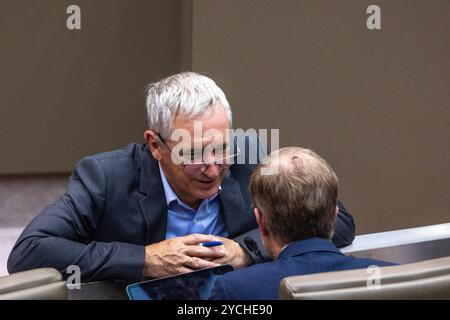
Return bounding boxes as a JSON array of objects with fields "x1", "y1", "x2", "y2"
[{"x1": 158, "y1": 163, "x2": 228, "y2": 240}]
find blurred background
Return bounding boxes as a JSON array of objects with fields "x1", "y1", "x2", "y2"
[{"x1": 0, "y1": 0, "x2": 449, "y2": 275}]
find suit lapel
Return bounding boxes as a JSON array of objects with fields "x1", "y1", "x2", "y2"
[
  {"x1": 219, "y1": 176, "x2": 252, "y2": 238},
  {"x1": 138, "y1": 145, "x2": 168, "y2": 244}
]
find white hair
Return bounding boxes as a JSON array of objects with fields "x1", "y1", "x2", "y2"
[{"x1": 145, "y1": 72, "x2": 232, "y2": 139}]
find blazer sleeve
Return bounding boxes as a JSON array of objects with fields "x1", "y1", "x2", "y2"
[
  {"x1": 233, "y1": 228, "x2": 269, "y2": 263},
  {"x1": 7, "y1": 156, "x2": 145, "y2": 283}
]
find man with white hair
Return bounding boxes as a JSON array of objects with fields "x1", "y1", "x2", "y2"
[{"x1": 8, "y1": 73, "x2": 356, "y2": 282}]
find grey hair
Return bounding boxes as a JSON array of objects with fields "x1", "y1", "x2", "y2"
[{"x1": 145, "y1": 72, "x2": 232, "y2": 139}]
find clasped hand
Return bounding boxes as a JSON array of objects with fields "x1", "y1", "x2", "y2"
[{"x1": 143, "y1": 233, "x2": 252, "y2": 278}]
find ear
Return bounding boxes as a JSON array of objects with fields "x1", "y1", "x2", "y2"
[
  {"x1": 144, "y1": 130, "x2": 162, "y2": 160},
  {"x1": 254, "y1": 207, "x2": 269, "y2": 238},
  {"x1": 335, "y1": 206, "x2": 339, "y2": 217}
]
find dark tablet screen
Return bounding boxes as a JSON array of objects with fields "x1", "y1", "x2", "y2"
[{"x1": 126, "y1": 264, "x2": 233, "y2": 300}]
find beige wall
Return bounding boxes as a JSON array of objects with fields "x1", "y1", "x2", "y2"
[
  {"x1": 191, "y1": 0, "x2": 450, "y2": 234},
  {"x1": 0, "y1": 0, "x2": 181, "y2": 173}
]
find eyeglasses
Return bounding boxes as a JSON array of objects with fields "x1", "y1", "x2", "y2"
[{"x1": 156, "y1": 134, "x2": 241, "y2": 174}]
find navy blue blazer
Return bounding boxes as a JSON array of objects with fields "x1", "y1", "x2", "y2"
[
  {"x1": 210, "y1": 237, "x2": 395, "y2": 300},
  {"x1": 8, "y1": 143, "x2": 356, "y2": 282}
]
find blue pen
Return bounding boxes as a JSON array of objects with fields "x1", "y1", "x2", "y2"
[{"x1": 200, "y1": 241, "x2": 223, "y2": 247}]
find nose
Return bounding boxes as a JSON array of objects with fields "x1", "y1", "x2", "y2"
[{"x1": 202, "y1": 163, "x2": 220, "y2": 179}]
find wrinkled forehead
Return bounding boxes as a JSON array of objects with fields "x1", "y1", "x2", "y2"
[
  {"x1": 168, "y1": 131, "x2": 232, "y2": 149},
  {"x1": 171, "y1": 104, "x2": 228, "y2": 132},
  {"x1": 168, "y1": 110, "x2": 231, "y2": 147}
]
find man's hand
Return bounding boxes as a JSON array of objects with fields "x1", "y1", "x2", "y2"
[
  {"x1": 209, "y1": 236, "x2": 253, "y2": 270},
  {"x1": 143, "y1": 234, "x2": 226, "y2": 278}
]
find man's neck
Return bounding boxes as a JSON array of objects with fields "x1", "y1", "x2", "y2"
[
  {"x1": 266, "y1": 240, "x2": 286, "y2": 260},
  {"x1": 166, "y1": 181, "x2": 203, "y2": 210},
  {"x1": 158, "y1": 162, "x2": 203, "y2": 211},
  {"x1": 180, "y1": 196, "x2": 202, "y2": 211}
]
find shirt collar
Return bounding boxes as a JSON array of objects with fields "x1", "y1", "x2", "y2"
[
  {"x1": 278, "y1": 242, "x2": 293, "y2": 257},
  {"x1": 277, "y1": 237, "x2": 343, "y2": 260},
  {"x1": 158, "y1": 162, "x2": 221, "y2": 208}
]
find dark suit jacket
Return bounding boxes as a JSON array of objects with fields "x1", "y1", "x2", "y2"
[
  {"x1": 8, "y1": 143, "x2": 356, "y2": 282},
  {"x1": 210, "y1": 237, "x2": 395, "y2": 300}
]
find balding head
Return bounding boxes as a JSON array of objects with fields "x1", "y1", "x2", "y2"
[{"x1": 250, "y1": 147, "x2": 338, "y2": 245}]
